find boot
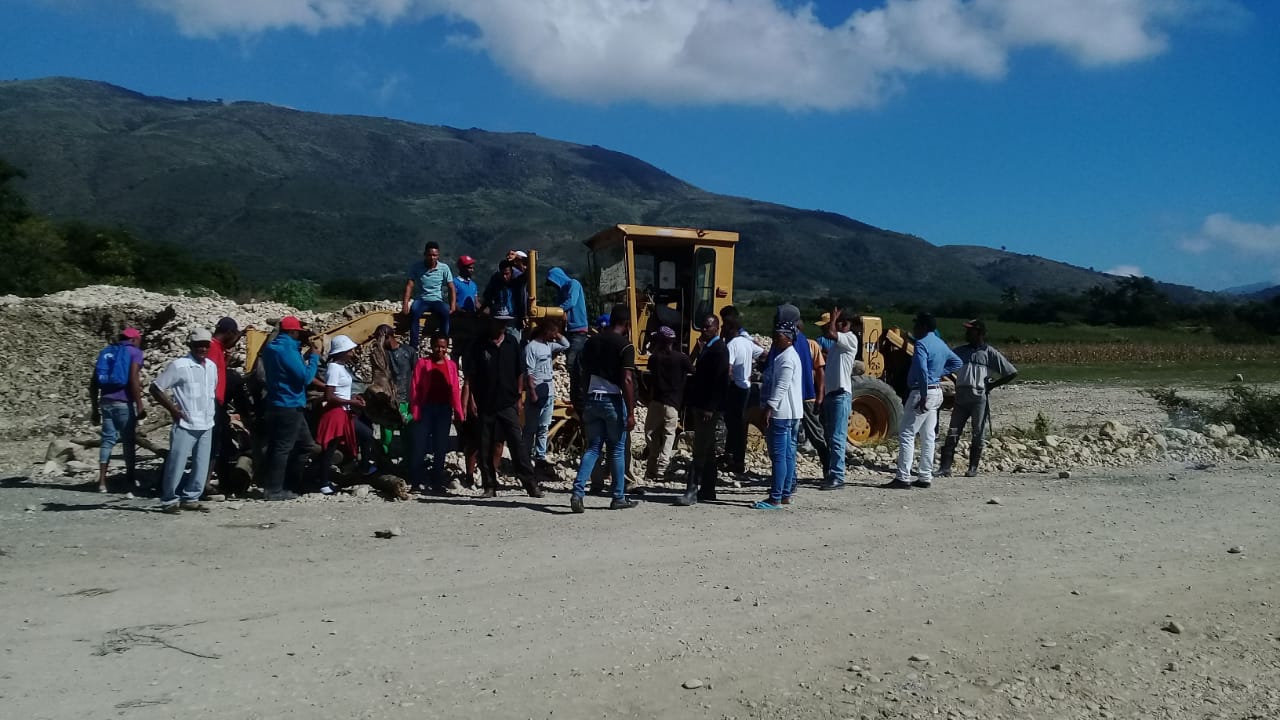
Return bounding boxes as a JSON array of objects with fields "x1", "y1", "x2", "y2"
[
  {"x1": 938, "y1": 436, "x2": 958, "y2": 477},
  {"x1": 965, "y1": 441, "x2": 983, "y2": 477},
  {"x1": 675, "y1": 479, "x2": 699, "y2": 506}
]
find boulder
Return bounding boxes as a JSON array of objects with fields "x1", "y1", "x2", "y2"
[
  {"x1": 1205, "y1": 424, "x2": 1229, "y2": 440},
  {"x1": 1099, "y1": 421, "x2": 1130, "y2": 441},
  {"x1": 45, "y1": 439, "x2": 77, "y2": 462}
]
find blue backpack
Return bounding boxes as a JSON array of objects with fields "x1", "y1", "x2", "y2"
[{"x1": 94, "y1": 343, "x2": 134, "y2": 391}]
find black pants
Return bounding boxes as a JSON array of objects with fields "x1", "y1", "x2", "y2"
[
  {"x1": 723, "y1": 384, "x2": 750, "y2": 472},
  {"x1": 802, "y1": 399, "x2": 830, "y2": 476},
  {"x1": 477, "y1": 405, "x2": 535, "y2": 490},
  {"x1": 691, "y1": 410, "x2": 721, "y2": 498},
  {"x1": 261, "y1": 407, "x2": 314, "y2": 495},
  {"x1": 318, "y1": 415, "x2": 376, "y2": 488}
]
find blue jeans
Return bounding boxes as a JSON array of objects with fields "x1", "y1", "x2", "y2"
[
  {"x1": 822, "y1": 390, "x2": 852, "y2": 485},
  {"x1": 523, "y1": 382, "x2": 555, "y2": 461},
  {"x1": 410, "y1": 404, "x2": 453, "y2": 489},
  {"x1": 410, "y1": 298, "x2": 451, "y2": 349},
  {"x1": 573, "y1": 395, "x2": 627, "y2": 500},
  {"x1": 99, "y1": 401, "x2": 137, "y2": 473},
  {"x1": 767, "y1": 418, "x2": 799, "y2": 503},
  {"x1": 161, "y1": 425, "x2": 211, "y2": 506}
]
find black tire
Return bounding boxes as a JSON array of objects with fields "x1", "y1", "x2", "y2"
[{"x1": 848, "y1": 376, "x2": 904, "y2": 445}]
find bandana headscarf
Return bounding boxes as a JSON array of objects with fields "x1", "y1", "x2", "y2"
[{"x1": 774, "y1": 320, "x2": 798, "y2": 341}]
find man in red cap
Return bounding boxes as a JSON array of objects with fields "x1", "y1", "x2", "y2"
[
  {"x1": 257, "y1": 316, "x2": 320, "y2": 500},
  {"x1": 91, "y1": 327, "x2": 147, "y2": 493}
]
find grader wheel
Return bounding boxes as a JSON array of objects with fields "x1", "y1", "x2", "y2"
[{"x1": 848, "y1": 376, "x2": 904, "y2": 445}]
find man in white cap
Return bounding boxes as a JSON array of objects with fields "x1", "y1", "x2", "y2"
[{"x1": 149, "y1": 328, "x2": 219, "y2": 513}]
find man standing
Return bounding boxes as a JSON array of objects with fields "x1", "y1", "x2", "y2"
[
  {"x1": 91, "y1": 327, "x2": 147, "y2": 493},
  {"x1": 523, "y1": 318, "x2": 569, "y2": 471},
  {"x1": 643, "y1": 326, "x2": 692, "y2": 483},
  {"x1": 258, "y1": 316, "x2": 320, "y2": 501},
  {"x1": 678, "y1": 315, "x2": 728, "y2": 506},
  {"x1": 571, "y1": 304, "x2": 639, "y2": 513},
  {"x1": 939, "y1": 319, "x2": 1018, "y2": 478},
  {"x1": 883, "y1": 313, "x2": 963, "y2": 490},
  {"x1": 720, "y1": 306, "x2": 761, "y2": 475},
  {"x1": 547, "y1": 266, "x2": 589, "y2": 409},
  {"x1": 206, "y1": 317, "x2": 242, "y2": 489},
  {"x1": 461, "y1": 315, "x2": 542, "y2": 499},
  {"x1": 150, "y1": 329, "x2": 219, "y2": 514},
  {"x1": 820, "y1": 307, "x2": 859, "y2": 490},
  {"x1": 402, "y1": 241, "x2": 456, "y2": 350}
]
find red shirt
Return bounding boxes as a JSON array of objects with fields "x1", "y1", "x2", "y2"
[
  {"x1": 410, "y1": 356, "x2": 464, "y2": 420},
  {"x1": 208, "y1": 338, "x2": 228, "y2": 404}
]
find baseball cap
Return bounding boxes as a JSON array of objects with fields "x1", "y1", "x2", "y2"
[
  {"x1": 514, "y1": 250, "x2": 528, "y2": 259},
  {"x1": 120, "y1": 327, "x2": 141, "y2": 340},
  {"x1": 214, "y1": 317, "x2": 239, "y2": 334},
  {"x1": 814, "y1": 312, "x2": 832, "y2": 327},
  {"x1": 279, "y1": 316, "x2": 304, "y2": 332},
  {"x1": 459, "y1": 255, "x2": 475, "y2": 267},
  {"x1": 595, "y1": 314, "x2": 610, "y2": 327},
  {"x1": 189, "y1": 328, "x2": 213, "y2": 344},
  {"x1": 963, "y1": 318, "x2": 987, "y2": 332}
]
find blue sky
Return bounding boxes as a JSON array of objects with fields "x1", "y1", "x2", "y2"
[{"x1": 2, "y1": 0, "x2": 1278, "y2": 290}]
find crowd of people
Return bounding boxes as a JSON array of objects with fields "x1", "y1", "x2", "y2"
[{"x1": 89, "y1": 242, "x2": 1018, "y2": 512}]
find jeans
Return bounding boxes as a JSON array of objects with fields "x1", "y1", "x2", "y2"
[
  {"x1": 573, "y1": 395, "x2": 628, "y2": 500},
  {"x1": 99, "y1": 401, "x2": 137, "y2": 473},
  {"x1": 161, "y1": 425, "x2": 211, "y2": 506},
  {"x1": 410, "y1": 404, "x2": 454, "y2": 489},
  {"x1": 766, "y1": 418, "x2": 799, "y2": 503},
  {"x1": 410, "y1": 298, "x2": 451, "y2": 349},
  {"x1": 896, "y1": 388, "x2": 944, "y2": 482},
  {"x1": 261, "y1": 406, "x2": 314, "y2": 495},
  {"x1": 523, "y1": 382, "x2": 555, "y2": 461},
  {"x1": 565, "y1": 332, "x2": 589, "y2": 409},
  {"x1": 477, "y1": 405, "x2": 535, "y2": 490},
  {"x1": 822, "y1": 390, "x2": 852, "y2": 485},
  {"x1": 643, "y1": 401, "x2": 679, "y2": 479},
  {"x1": 941, "y1": 393, "x2": 989, "y2": 472},
  {"x1": 723, "y1": 384, "x2": 750, "y2": 471}
]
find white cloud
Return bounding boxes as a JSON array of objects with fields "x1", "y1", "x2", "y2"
[
  {"x1": 1104, "y1": 264, "x2": 1144, "y2": 277},
  {"x1": 131, "y1": 0, "x2": 1243, "y2": 110},
  {"x1": 1190, "y1": 213, "x2": 1280, "y2": 255}
]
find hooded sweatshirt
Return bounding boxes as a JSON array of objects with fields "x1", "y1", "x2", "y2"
[{"x1": 547, "y1": 267, "x2": 588, "y2": 333}]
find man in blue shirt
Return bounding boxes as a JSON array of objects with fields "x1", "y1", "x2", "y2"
[
  {"x1": 258, "y1": 316, "x2": 321, "y2": 501},
  {"x1": 547, "y1": 266, "x2": 589, "y2": 408},
  {"x1": 453, "y1": 255, "x2": 480, "y2": 313},
  {"x1": 883, "y1": 313, "x2": 963, "y2": 490},
  {"x1": 402, "y1": 241, "x2": 456, "y2": 351}
]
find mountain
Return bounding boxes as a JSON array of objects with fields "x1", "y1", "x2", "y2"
[
  {"x1": 1222, "y1": 282, "x2": 1280, "y2": 300},
  {"x1": 0, "y1": 77, "x2": 1206, "y2": 302}
]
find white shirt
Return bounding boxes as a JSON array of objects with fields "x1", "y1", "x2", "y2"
[
  {"x1": 824, "y1": 331, "x2": 859, "y2": 396},
  {"x1": 153, "y1": 355, "x2": 218, "y2": 431},
  {"x1": 726, "y1": 333, "x2": 759, "y2": 389},
  {"x1": 763, "y1": 345, "x2": 803, "y2": 420},
  {"x1": 326, "y1": 362, "x2": 354, "y2": 402}
]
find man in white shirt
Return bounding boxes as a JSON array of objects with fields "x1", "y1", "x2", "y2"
[
  {"x1": 755, "y1": 321, "x2": 803, "y2": 510},
  {"x1": 720, "y1": 306, "x2": 763, "y2": 475},
  {"x1": 819, "y1": 307, "x2": 859, "y2": 490},
  {"x1": 150, "y1": 328, "x2": 219, "y2": 513}
]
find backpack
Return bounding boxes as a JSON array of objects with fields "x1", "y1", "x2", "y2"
[{"x1": 94, "y1": 343, "x2": 134, "y2": 391}]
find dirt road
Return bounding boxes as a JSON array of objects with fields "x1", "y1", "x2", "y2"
[{"x1": 1, "y1": 451, "x2": 1277, "y2": 720}]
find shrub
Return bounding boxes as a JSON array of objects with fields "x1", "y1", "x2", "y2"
[
  {"x1": 270, "y1": 279, "x2": 320, "y2": 310},
  {"x1": 1147, "y1": 385, "x2": 1280, "y2": 444}
]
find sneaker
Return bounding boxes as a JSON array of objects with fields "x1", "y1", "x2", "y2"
[
  {"x1": 780, "y1": 497, "x2": 792, "y2": 505},
  {"x1": 751, "y1": 499, "x2": 783, "y2": 510},
  {"x1": 608, "y1": 498, "x2": 640, "y2": 510},
  {"x1": 524, "y1": 481, "x2": 544, "y2": 499},
  {"x1": 818, "y1": 482, "x2": 844, "y2": 491},
  {"x1": 264, "y1": 491, "x2": 299, "y2": 501},
  {"x1": 180, "y1": 501, "x2": 211, "y2": 513},
  {"x1": 160, "y1": 503, "x2": 181, "y2": 514},
  {"x1": 674, "y1": 491, "x2": 698, "y2": 507},
  {"x1": 879, "y1": 480, "x2": 913, "y2": 490},
  {"x1": 964, "y1": 468, "x2": 979, "y2": 478},
  {"x1": 911, "y1": 480, "x2": 932, "y2": 489},
  {"x1": 937, "y1": 469, "x2": 953, "y2": 478},
  {"x1": 570, "y1": 496, "x2": 585, "y2": 514}
]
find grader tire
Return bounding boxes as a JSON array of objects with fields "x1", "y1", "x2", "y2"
[{"x1": 848, "y1": 376, "x2": 903, "y2": 446}]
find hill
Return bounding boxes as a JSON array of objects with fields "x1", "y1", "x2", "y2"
[{"x1": 0, "y1": 77, "x2": 1205, "y2": 302}]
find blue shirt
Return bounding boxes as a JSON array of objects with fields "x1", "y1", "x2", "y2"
[
  {"x1": 261, "y1": 333, "x2": 320, "y2": 408},
  {"x1": 764, "y1": 331, "x2": 816, "y2": 400},
  {"x1": 408, "y1": 261, "x2": 454, "y2": 302},
  {"x1": 548, "y1": 267, "x2": 588, "y2": 332},
  {"x1": 908, "y1": 332, "x2": 963, "y2": 392},
  {"x1": 453, "y1": 276, "x2": 479, "y2": 313}
]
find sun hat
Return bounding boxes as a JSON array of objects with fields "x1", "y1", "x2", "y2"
[
  {"x1": 814, "y1": 312, "x2": 832, "y2": 327},
  {"x1": 329, "y1": 335, "x2": 357, "y2": 355}
]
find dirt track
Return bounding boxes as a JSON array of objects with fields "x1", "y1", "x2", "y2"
[{"x1": 2, "y1": 447, "x2": 1277, "y2": 720}]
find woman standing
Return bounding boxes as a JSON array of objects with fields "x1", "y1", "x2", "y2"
[
  {"x1": 409, "y1": 334, "x2": 464, "y2": 493},
  {"x1": 315, "y1": 335, "x2": 375, "y2": 493},
  {"x1": 755, "y1": 322, "x2": 803, "y2": 510}
]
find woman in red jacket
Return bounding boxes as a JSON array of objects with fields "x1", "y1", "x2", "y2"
[{"x1": 409, "y1": 334, "x2": 465, "y2": 493}]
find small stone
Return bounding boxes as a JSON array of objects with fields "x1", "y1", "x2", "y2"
[
  {"x1": 24, "y1": 505, "x2": 36, "y2": 513},
  {"x1": 1058, "y1": 470, "x2": 1071, "y2": 479},
  {"x1": 1227, "y1": 546, "x2": 1243, "y2": 554},
  {"x1": 1164, "y1": 662, "x2": 1179, "y2": 672},
  {"x1": 908, "y1": 654, "x2": 930, "y2": 662},
  {"x1": 1050, "y1": 663, "x2": 1065, "y2": 671},
  {"x1": 1232, "y1": 373, "x2": 1244, "y2": 382},
  {"x1": 987, "y1": 497, "x2": 1002, "y2": 505},
  {"x1": 682, "y1": 679, "x2": 703, "y2": 689},
  {"x1": 1162, "y1": 621, "x2": 1184, "y2": 635},
  {"x1": 373, "y1": 527, "x2": 403, "y2": 539},
  {"x1": 1040, "y1": 641, "x2": 1057, "y2": 648}
]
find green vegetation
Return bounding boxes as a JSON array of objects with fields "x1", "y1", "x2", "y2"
[
  {"x1": 1148, "y1": 385, "x2": 1280, "y2": 443},
  {"x1": 0, "y1": 158, "x2": 240, "y2": 297},
  {"x1": 268, "y1": 279, "x2": 320, "y2": 311}
]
